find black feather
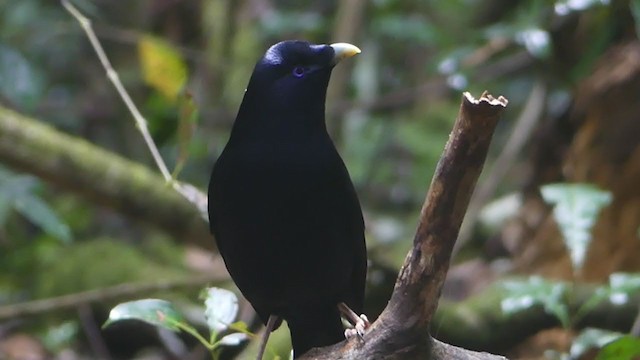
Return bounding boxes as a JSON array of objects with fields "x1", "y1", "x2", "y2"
[{"x1": 208, "y1": 40, "x2": 366, "y2": 357}]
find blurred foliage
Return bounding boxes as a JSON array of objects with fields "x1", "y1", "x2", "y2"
[
  {"x1": 1, "y1": 0, "x2": 639, "y2": 358},
  {"x1": 501, "y1": 276, "x2": 570, "y2": 328},
  {"x1": 0, "y1": 166, "x2": 71, "y2": 243},
  {"x1": 596, "y1": 334, "x2": 640, "y2": 360},
  {"x1": 138, "y1": 35, "x2": 188, "y2": 102},
  {"x1": 541, "y1": 183, "x2": 612, "y2": 274},
  {"x1": 105, "y1": 298, "x2": 187, "y2": 332},
  {"x1": 36, "y1": 237, "x2": 186, "y2": 299},
  {"x1": 499, "y1": 190, "x2": 639, "y2": 359}
]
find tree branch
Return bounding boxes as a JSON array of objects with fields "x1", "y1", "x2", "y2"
[
  {"x1": 434, "y1": 283, "x2": 639, "y2": 352},
  {"x1": 300, "y1": 92, "x2": 508, "y2": 359},
  {"x1": 0, "y1": 105, "x2": 211, "y2": 249},
  {"x1": 0, "y1": 273, "x2": 225, "y2": 320},
  {"x1": 456, "y1": 79, "x2": 546, "y2": 252}
]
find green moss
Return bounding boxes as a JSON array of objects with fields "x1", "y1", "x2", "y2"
[{"x1": 36, "y1": 237, "x2": 187, "y2": 298}]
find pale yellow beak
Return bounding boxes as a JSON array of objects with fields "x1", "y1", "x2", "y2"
[{"x1": 330, "y1": 43, "x2": 361, "y2": 65}]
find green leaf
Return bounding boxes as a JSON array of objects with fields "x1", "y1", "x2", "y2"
[
  {"x1": 571, "y1": 328, "x2": 624, "y2": 359},
  {"x1": 555, "y1": 0, "x2": 612, "y2": 16},
  {"x1": 631, "y1": 0, "x2": 640, "y2": 39},
  {"x1": 172, "y1": 90, "x2": 199, "y2": 179},
  {"x1": 540, "y1": 183, "x2": 612, "y2": 273},
  {"x1": 0, "y1": 169, "x2": 71, "y2": 243},
  {"x1": 41, "y1": 320, "x2": 79, "y2": 352},
  {"x1": 229, "y1": 321, "x2": 249, "y2": 333},
  {"x1": 0, "y1": 44, "x2": 46, "y2": 109},
  {"x1": 596, "y1": 335, "x2": 640, "y2": 360},
  {"x1": 575, "y1": 286, "x2": 610, "y2": 324},
  {"x1": 607, "y1": 273, "x2": 640, "y2": 305},
  {"x1": 13, "y1": 194, "x2": 72, "y2": 243},
  {"x1": 103, "y1": 299, "x2": 187, "y2": 332},
  {"x1": 501, "y1": 276, "x2": 570, "y2": 328},
  {"x1": 138, "y1": 35, "x2": 187, "y2": 102},
  {"x1": 0, "y1": 196, "x2": 11, "y2": 227},
  {"x1": 203, "y1": 287, "x2": 239, "y2": 333},
  {"x1": 218, "y1": 332, "x2": 248, "y2": 346}
]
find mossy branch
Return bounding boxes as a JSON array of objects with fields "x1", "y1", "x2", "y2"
[{"x1": 0, "y1": 105, "x2": 211, "y2": 249}]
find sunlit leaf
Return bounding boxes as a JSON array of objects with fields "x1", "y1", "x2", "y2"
[
  {"x1": 596, "y1": 335, "x2": 640, "y2": 360},
  {"x1": 478, "y1": 193, "x2": 522, "y2": 232},
  {"x1": 104, "y1": 299, "x2": 186, "y2": 332},
  {"x1": 515, "y1": 28, "x2": 550, "y2": 59},
  {"x1": 607, "y1": 272, "x2": 640, "y2": 305},
  {"x1": 218, "y1": 332, "x2": 249, "y2": 346},
  {"x1": 555, "y1": 0, "x2": 611, "y2": 16},
  {"x1": 203, "y1": 287, "x2": 239, "y2": 333},
  {"x1": 138, "y1": 35, "x2": 187, "y2": 102},
  {"x1": 571, "y1": 328, "x2": 624, "y2": 359},
  {"x1": 501, "y1": 276, "x2": 569, "y2": 328},
  {"x1": 541, "y1": 183, "x2": 612, "y2": 273},
  {"x1": 229, "y1": 321, "x2": 249, "y2": 333}
]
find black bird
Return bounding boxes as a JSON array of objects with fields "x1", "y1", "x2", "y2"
[{"x1": 208, "y1": 40, "x2": 366, "y2": 357}]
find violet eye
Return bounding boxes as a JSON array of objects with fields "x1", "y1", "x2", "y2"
[{"x1": 292, "y1": 66, "x2": 306, "y2": 78}]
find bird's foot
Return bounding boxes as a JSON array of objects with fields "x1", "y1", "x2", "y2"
[
  {"x1": 338, "y1": 303, "x2": 370, "y2": 340},
  {"x1": 344, "y1": 314, "x2": 370, "y2": 339}
]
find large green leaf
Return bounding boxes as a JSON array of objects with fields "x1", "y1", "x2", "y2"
[
  {"x1": 104, "y1": 299, "x2": 187, "y2": 332},
  {"x1": 596, "y1": 335, "x2": 640, "y2": 360}
]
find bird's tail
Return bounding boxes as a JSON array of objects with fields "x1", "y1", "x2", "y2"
[{"x1": 286, "y1": 305, "x2": 344, "y2": 358}]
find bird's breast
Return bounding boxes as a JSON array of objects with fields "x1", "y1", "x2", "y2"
[
  {"x1": 211, "y1": 135, "x2": 348, "y2": 234},
  {"x1": 208, "y1": 134, "x2": 363, "y2": 312}
]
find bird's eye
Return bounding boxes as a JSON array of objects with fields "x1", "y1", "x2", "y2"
[{"x1": 292, "y1": 66, "x2": 306, "y2": 78}]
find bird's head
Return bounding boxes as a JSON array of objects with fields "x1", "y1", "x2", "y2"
[{"x1": 233, "y1": 40, "x2": 360, "y2": 136}]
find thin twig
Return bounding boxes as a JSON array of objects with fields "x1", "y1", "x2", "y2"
[
  {"x1": 78, "y1": 304, "x2": 112, "y2": 359},
  {"x1": 61, "y1": 0, "x2": 170, "y2": 181},
  {"x1": 61, "y1": 0, "x2": 208, "y2": 219},
  {"x1": 0, "y1": 274, "x2": 225, "y2": 320}
]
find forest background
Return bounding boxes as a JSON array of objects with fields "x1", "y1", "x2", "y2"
[{"x1": 0, "y1": 0, "x2": 639, "y2": 359}]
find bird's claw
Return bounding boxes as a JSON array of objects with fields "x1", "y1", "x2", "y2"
[
  {"x1": 344, "y1": 328, "x2": 358, "y2": 339},
  {"x1": 344, "y1": 314, "x2": 370, "y2": 340}
]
